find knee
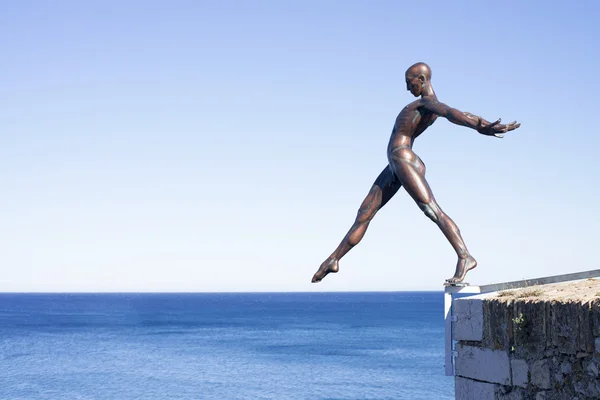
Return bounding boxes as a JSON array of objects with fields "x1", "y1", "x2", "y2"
[
  {"x1": 418, "y1": 201, "x2": 439, "y2": 223},
  {"x1": 356, "y1": 206, "x2": 377, "y2": 223},
  {"x1": 356, "y1": 188, "x2": 381, "y2": 223}
]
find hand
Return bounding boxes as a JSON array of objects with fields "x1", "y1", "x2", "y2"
[{"x1": 474, "y1": 116, "x2": 521, "y2": 138}]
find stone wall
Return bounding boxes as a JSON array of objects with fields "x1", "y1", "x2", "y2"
[{"x1": 453, "y1": 279, "x2": 600, "y2": 400}]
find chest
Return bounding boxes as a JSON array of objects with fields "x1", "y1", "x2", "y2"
[{"x1": 410, "y1": 107, "x2": 438, "y2": 131}]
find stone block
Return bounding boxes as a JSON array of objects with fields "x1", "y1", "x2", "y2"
[
  {"x1": 560, "y1": 361, "x2": 572, "y2": 374},
  {"x1": 578, "y1": 300, "x2": 596, "y2": 353},
  {"x1": 454, "y1": 294, "x2": 485, "y2": 341},
  {"x1": 595, "y1": 337, "x2": 600, "y2": 354},
  {"x1": 455, "y1": 343, "x2": 511, "y2": 385},
  {"x1": 454, "y1": 377, "x2": 495, "y2": 400},
  {"x1": 512, "y1": 300, "x2": 548, "y2": 356},
  {"x1": 548, "y1": 301, "x2": 592, "y2": 355},
  {"x1": 554, "y1": 372, "x2": 564, "y2": 385},
  {"x1": 574, "y1": 380, "x2": 587, "y2": 396},
  {"x1": 587, "y1": 379, "x2": 600, "y2": 398},
  {"x1": 587, "y1": 360, "x2": 599, "y2": 377},
  {"x1": 535, "y1": 392, "x2": 548, "y2": 400},
  {"x1": 511, "y1": 358, "x2": 529, "y2": 388},
  {"x1": 531, "y1": 359, "x2": 551, "y2": 389},
  {"x1": 497, "y1": 387, "x2": 524, "y2": 400},
  {"x1": 592, "y1": 299, "x2": 600, "y2": 337},
  {"x1": 482, "y1": 298, "x2": 513, "y2": 351}
]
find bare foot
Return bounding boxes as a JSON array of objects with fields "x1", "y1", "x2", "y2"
[
  {"x1": 445, "y1": 256, "x2": 477, "y2": 284},
  {"x1": 311, "y1": 258, "x2": 339, "y2": 283}
]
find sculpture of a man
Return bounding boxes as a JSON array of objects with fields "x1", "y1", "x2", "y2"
[{"x1": 312, "y1": 62, "x2": 520, "y2": 285}]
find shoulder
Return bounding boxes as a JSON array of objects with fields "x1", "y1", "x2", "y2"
[
  {"x1": 419, "y1": 96, "x2": 449, "y2": 115},
  {"x1": 420, "y1": 96, "x2": 440, "y2": 107}
]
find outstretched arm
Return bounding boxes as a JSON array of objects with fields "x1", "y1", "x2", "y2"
[{"x1": 422, "y1": 98, "x2": 520, "y2": 138}]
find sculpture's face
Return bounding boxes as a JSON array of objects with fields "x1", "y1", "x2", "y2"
[{"x1": 405, "y1": 72, "x2": 424, "y2": 97}]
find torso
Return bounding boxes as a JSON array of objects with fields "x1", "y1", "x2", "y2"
[{"x1": 387, "y1": 98, "x2": 438, "y2": 154}]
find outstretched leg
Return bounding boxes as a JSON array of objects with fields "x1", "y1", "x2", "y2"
[
  {"x1": 389, "y1": 148, "x2": 477, "y2": 283},
  {"x1": 312, "y1": 166, "x2": 402, "y2": 283}
]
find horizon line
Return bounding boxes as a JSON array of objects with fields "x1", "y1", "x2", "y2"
[{"x1": 0, "y1": 289, "x2": 444, "y2": 294}]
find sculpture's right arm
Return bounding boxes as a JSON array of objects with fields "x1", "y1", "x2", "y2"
[{"x1": 422, "y1": 98, "x2": 520, "y2": 137}]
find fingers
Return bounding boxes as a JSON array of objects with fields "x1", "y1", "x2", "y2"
[
  {"x1": 494, "y1": 120, "x2": 521, "y2": 134},
  {"x1": 482, "y1": 117, "x2": 521, "y2": 137},
  {"x1": 505, "y1": 121, "x2": 521, "y2": 132},
  {"x1": 489, "y1": 118, "x2": 501, "y2": 127}
]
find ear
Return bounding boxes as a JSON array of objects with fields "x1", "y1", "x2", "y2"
[{"x1": 418, "y1": 74, "x2": 426, "y2": 83}]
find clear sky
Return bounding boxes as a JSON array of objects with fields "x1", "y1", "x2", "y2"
[{"x1": 1, "y1": 1, "x2": 599, "y2": 292}]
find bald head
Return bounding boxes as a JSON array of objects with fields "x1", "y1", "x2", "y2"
[
  {"x1": 406, "y1": 62, "x2": 431, "y2": 81},
  {"x1": 405, "y1": 62, "x2": 434, "y2": 97}
]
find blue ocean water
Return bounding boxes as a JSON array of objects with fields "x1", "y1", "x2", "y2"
[{"x1": 0, "y1": 292, "x2": 453, "y2": 400}]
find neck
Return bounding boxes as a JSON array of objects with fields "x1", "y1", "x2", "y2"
[{"x1": 421, "y1": 84, "x2": 436, "y2": 98}]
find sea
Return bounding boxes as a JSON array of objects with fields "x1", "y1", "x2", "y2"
[{"x1": 0, "y1": 292, "x2": 454, "y2": 400}]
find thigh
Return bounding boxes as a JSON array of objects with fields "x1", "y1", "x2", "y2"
[
  {"x1": 389, "y1": 153, "x2": 434, "y2": 205},
  {"x1": 371, "y1": 165, "x2": 402, "y2": 209}
]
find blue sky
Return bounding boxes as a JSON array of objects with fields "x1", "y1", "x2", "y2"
[{"x1": 1, "y1": 1, "x2": 599, "y2": 292}]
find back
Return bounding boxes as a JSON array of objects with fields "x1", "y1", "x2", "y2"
[{"x1": 388, "y1": 100, "x2": 438, "y2": 151}]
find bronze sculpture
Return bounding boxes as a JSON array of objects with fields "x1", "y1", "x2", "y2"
[{"x1": 311, "y1": 62, "x2": 520, "y2": 285}]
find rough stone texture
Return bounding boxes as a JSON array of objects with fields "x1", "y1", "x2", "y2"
[
  {"x1": 534, "y1": 392, "x2": 547, "y2": 400},
  {"x1": 511, "y1": 359, "x2": 529, "y2": 388},
  {"x1": 497, "y1": 386, "x2": 525, "y2": 400},
  {"x1": 455, "y1": 377, "x2": 495, "y2": 400},
  {"x1": 480, "y1": 297, "x2": 514, "y2": 352},
  {"x1": 455, "y1": 344, "x2": 511, "y2": 385},
  {"x1": 560, "y1": 361, "x2": 572, "y2": 374},
  {"x1": 587, "y1": 361, "x2": 599, "y2": 377},
  {"x1": 530, "y1": 359, "x2": 551, "y2": 389},
  {"x1": 455, "y1": 279, "x2": 600, "y2": 400}
]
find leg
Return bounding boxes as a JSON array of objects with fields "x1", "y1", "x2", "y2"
[
  {"x1": 389, "y1": 149, "x2": 477, "y2": 283},
  {"x1": 311, "y1": 166, "x2": 402, "y2": 283}
]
